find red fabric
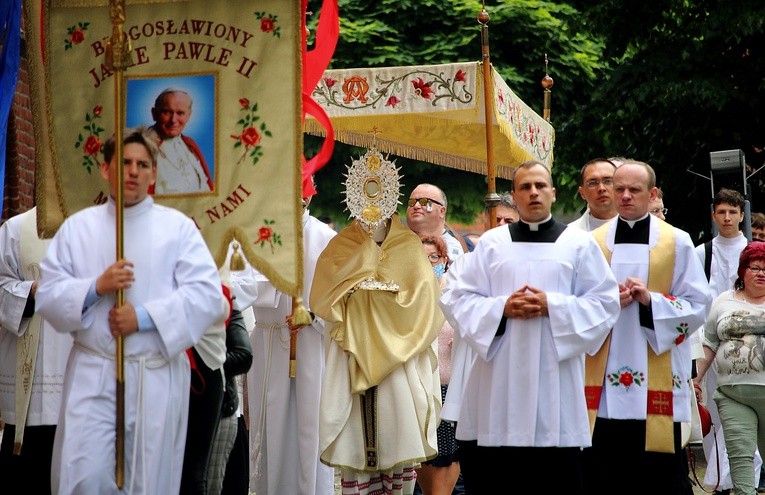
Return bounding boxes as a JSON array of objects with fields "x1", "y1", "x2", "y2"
[
  {"x1": 221, "y1": 284, "x2": 233, "y2": 328},
  {"x1": 584, "y1": 385, "x2": 602, "y2": 410},
  {"x1": 300, "y1": 0, "x2": 339, "y2": 198}
]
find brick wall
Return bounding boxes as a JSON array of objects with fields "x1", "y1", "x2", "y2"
[{"x1": 2, "y1": 24, "x2": 34, "y2": 222}]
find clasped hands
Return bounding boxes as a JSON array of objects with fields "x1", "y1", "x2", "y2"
[
  {"x1": 503, "y1": 285, "x2": 548, "y2": 319},
  {"x1": 97, "y1": 260, "x2": 139, "y2": 338},
  {"x1": 619, "y1": 276, "x2": 651, "y2": 308}
]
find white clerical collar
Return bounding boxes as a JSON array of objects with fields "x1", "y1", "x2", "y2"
[
  {"x1": 522, "y1": 214, "x2": 553, "y2": 231},
  {"x1": 618, "y1": 212, "x2": 650, "y2": 228}
]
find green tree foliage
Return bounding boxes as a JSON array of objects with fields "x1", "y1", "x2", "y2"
[
  {"x1": 562, "y1": 0, "x2": 765, "y2": 240},
  {"x1": 307, "y1": 0, "x2": 606, "y2": 226},
  {"x1": 308, "y1": 0, "x2": 765, "y2": 241}
]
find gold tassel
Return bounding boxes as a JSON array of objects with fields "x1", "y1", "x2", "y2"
[
  {"x1": 229, "y1": 242, "x2": 246, "y2": 271},
  {"x1": 291, "y1": 297, "x2": 313, "y2": 326}
]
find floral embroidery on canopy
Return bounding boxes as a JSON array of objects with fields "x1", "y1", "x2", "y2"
[
  {"x1": 305, "y1": 63, "x2": 554, "y2": 179},
  {"x1": 607, "y1": 366, "x2": 645, "y2": 389},
  {"x1": 314, "y1": 67, "x2": 472, "y2": 110}
]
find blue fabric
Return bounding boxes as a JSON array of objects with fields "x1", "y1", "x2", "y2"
[{"x1": 0, "y1": 0, "x2": 23, "y2": 214}]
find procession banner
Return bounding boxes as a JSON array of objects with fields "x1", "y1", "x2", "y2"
[{"x1": 27, "y1": 0, "x2": 304, "y2": 295}]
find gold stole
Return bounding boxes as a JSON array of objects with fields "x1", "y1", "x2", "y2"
[
  {"x1": 588, "y1": 219, "x2": 676, "y2": 453},
  {"x1": 14, "y1": 208, "x2": 49, "y2": 455}
]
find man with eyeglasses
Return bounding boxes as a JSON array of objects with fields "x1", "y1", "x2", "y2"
[
  {"x1": 406, "y1": 183, "x2": 465, "y2": 263},
  {"x1": 569, "y1": 158, "x2": 618, "y2": 232},
  {"x1": 693, "y1": 188, "x2": 760, "y2": 494},
  {"x1": 648, "y1": 187, "x2": 667, "y2": 220},
  {"x1": 439, "y1": 160, "x2": 620, "y2": 494}
]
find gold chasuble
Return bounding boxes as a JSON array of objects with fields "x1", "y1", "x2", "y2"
[
  {"x1": 310, "y1": 216, "x2": 443, "y2": 394},
  {"x1": 589, "y1": 219, "x2": 676, "y2": 453}
]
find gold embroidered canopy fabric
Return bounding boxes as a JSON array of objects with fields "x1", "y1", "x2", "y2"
[
  {"x1": 305, "y1": 62, "x2": 555, "y2": 179},
  {"x1": 27, "y1": 0, "x2": 304, "y2": 296}
]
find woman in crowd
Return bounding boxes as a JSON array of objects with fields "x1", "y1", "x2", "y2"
[
  {"x1": 696, "y1": 241, "x2": 765, "y2": 495},
  {"x1": 415, "y1": 235, "x2": 460, "y2": 495}
]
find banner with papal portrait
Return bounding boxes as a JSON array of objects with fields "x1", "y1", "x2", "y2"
[{"x1": 27, "y1": 0, "x2": 305, "y2": 295}]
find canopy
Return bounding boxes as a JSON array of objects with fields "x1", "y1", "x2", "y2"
[{"x1": 305, "y1": 61, "x2": 554, "y2": 180}]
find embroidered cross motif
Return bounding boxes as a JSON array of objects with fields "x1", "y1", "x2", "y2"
[{"x1": 647, "y1": 390, "x2": 674, "y2": 415}]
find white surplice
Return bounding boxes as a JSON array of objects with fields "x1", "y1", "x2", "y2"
[
  {"x1": 35, "y1": 197, "x2": 225, "y2": 495},
  {"x1": 232, "y1": 211, "x2": 336, "y2": 495},
  {"x1": 596, "y1": 216, "x2": 712, "y2": 423},
  {"x1": 0, "y1": 207, "x2": 72, "y2": 427},
  {"x1": 439, "y1": 222, "x2": 620, "y2": 447}
]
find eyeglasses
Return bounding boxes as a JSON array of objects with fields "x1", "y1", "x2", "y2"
[
  {"x1": 427, "y1": 253, "x2": 442, "y2": 263},
  {"x1": 496, "y1": 217, "x2": 516, "y2": 225},
  {"x1": 407, "y1": 197, "x2": 444, "y2": 208},
  {"x1": 650, "y1": 208, "x2": 668, "y2": 216},
  {"x1": 747, "y1": 266, "x2": 765, "y2": 274},
  {"x1": 584, "y1": 178, "x2": 613, "y2": 189}
]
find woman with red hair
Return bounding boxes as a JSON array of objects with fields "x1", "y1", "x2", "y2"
[{"x1": 697, "y1": 241, "x2": 765, "y2": 495}]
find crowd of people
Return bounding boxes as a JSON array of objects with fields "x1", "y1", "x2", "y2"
[{"x1": 3, "y1": 130, "x2": 765, "y2": 495}]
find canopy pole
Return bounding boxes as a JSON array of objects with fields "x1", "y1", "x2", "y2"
[
  {"x1": 478, "y1": 4, "x2": 500, "y2": 227},
  {"x1": 105, "y1": 0, "x2": 133, "y2": 488}
]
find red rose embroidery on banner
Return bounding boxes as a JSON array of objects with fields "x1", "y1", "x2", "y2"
[
  {"x1": 231, "y1": 97, "x2": 272, "y2": 165},
  {"x1": 83, "y1": 135, "x2": 102, "y2": 157},
  {"x1": 258, "y1": 227, "x2": 272, "y2": 242},
  {"x1": 64, "y1": 22, "x2": 90, "y2": 51},
  {"x1": 75, "y1": 104, "x2": 105, "y2": 173},
  {"x1": 70, "y1": 28, "x2": 84, "y2": 45},
  {"x1": 256, "y1": 219, "x2": 282, "y2": 254},
  {"x1": 455, "y1": 69, "x2": 466, "y2": 82},
  {"x1": 261, "y1": 18, "x2": 275, "y2": 33},
  {"x1": 324, "y1": 77, "x2": 337, "y2": 88},
  {"x1": 240, "y1": 127, "x2": 262, "y2": 147},
  {"x1": 254, "y1": 12, "x2": 281, "y2": 38}
]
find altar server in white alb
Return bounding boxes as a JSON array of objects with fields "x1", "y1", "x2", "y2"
[
  {"x1": 35, "y1": 127, "x2": 226, "y2": 495},
  {"x1": 232, "y1": 189, "x2": 337, "y2": 495},
  {"x1": 0, "y1": 206, "x2": 73, "y2": 494},
  {"x1": 439, "y1": 160, "x2": 620, "y2": 495},
  {"x1": 582, "y1": 161, "x2": 712, "y2": 494}
]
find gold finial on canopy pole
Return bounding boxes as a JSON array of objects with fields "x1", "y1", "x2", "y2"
[
  {"x1": 541, "y1": 54, "x2": 554, "y2": 123},
  {"x1": 478, "y1": 3, "x2": 500, "y2": 228},
  {"x1": 105, "y1": 0, "x2": 133, "y2": 488}
]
